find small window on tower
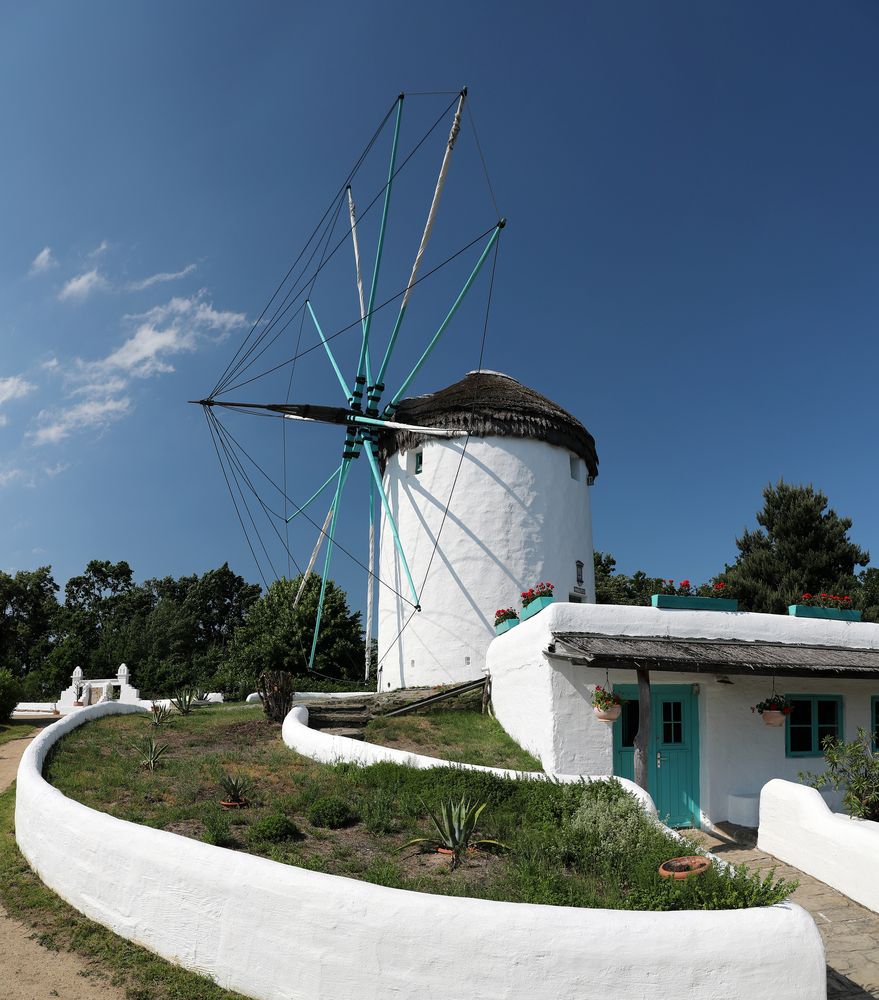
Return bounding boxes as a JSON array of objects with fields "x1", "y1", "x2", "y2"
[
  {"x1": 569, "y1": 456, "x2": 580, "y2": 480},
  {"x1": 407, "y1": 449, "x2": 424, "y2": 476},
  {"x1": 415, "y1": 451, "x2": 423, "y2": 475}
]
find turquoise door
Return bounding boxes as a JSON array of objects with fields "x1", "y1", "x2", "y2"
[{"x1": 612, "y1": 684, "x2": 700, "y2": 828}]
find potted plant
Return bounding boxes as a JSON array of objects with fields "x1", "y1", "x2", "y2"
[
  {"x1": 494, "y1": 608, "x2": 519, "y2": 636},
  {"x1": 520, "y1": 582, "x2": 555, "y2": 621},
  {"x1": 788, "y1": 592, "x2": 862, "y2": 623},
  {"x1": 591, "y1": 685, "x2": 622, "y2": 723},
  {"x1": 751, "y1": 694, "x2": 792, "y2": 727},
  {"x1": 219, "y1": 771, "x2": 252, "y2": 809},
  {"x1": 651, "y1": 579, "x2": 738, "y2": 612}
]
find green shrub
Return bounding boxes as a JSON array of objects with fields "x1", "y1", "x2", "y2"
[
  {"x1": 249, "y1": 812, "x2": 301, "y2": 845},
  {"x1": 307, "y1": 795, "x2": 359, "y2": 829},
  {"x1": 362, "y1": 790, "x2": 399, "y2": 835},
  {"x1": 800, "y1": 728, "x2": 879, "y2": 821},
  {"x1": 0, "y1": 670, "x2": 22, "y2": 724},
  {"x1": 202, "y1": 809, "x2": 236, "y2": 848}
]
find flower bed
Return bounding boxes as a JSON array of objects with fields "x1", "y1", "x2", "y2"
[{"x1": 15, "y1": 705, "x2": 827, "y2": 1000}]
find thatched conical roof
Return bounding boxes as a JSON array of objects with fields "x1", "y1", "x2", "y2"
[{"x1": 378, "y1": 371, "x2": 598, "y2": 478}]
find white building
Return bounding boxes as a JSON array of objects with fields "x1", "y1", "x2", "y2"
[
  {"x1": 377, "y1": 371, "x2": 598, "y2": 691},
  {"x1": 488, "y1": 601, "x2": 879, "y2": 831}
]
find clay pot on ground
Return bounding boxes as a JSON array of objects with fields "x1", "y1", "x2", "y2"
[{"x1": 658, "y1": 856, "x2": 710, "y2": 880}]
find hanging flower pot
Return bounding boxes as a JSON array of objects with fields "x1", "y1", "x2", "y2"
[
  {"x1": 593, "y1": 705, "x2": 621, "y2": 723},
  {"x1": 751, "y1": 694, "x2": 792, "y2": 726},
  {"x1": 591, "y1": 685, "x2": 622, "y2": 723}
]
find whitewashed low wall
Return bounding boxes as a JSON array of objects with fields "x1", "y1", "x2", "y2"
[
  {"x1": 282, "y1": 705, "x2": 658, "y2": 813},
  {"x1": 759, "y1": 778, "x2": 879, "y2": 914},
  {"x1": 16, "y1": 704, "x2": 827, "y2": 1000}
]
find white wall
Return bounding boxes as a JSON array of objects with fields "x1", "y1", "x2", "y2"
[
  {"x1": 281, "y1": 705, "x2": 656, "y2": 814},
  {"x1": 759, "y1": 778, "x2": 879, "y2": 914},
  {"x1": 16, "y1": 704, "x2": 827, "y2": 1000},
  {"x1": 489, "y1": 602, "x2": 879, "y2": 827},
  {"x1": 378, "y1": 435, "x2": 594, "y2": 690}
]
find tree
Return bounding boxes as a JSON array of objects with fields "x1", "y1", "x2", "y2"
[
  {"x1": 225, "y1": 574, "x2": 364, "y2": 695},
  {"x1": 593, "y1": 552, "x2": 665, "y2": 606},
  {"x1": 723, "y1": 481, "x2": 869, "y2": 614},
  {"x1": 0, "y1": 567, "x2": 60, "y2": 679}
]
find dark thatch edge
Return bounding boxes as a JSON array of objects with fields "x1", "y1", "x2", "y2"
[{"x1": 377, "y1": 371, "x2": 598, "y2": 477}]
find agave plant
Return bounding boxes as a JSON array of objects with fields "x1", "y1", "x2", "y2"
[
  {"x1": 171, "y1": 687, "x2": 196, "y2": 716},
  {"x1": 219, "y1": 771, "x2": 252, "y2": 806},
  {"x1": 131, "y1": 737, "x2": 169, "y2": 772},
  {"x1": 402, "y1": 797, "x2": 507, "y2": 869},
  {"x1": 146, "y1": 702, "x2": 173, "y2": 727}
]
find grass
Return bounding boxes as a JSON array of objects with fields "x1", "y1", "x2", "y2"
[
  {"x1": 0, "y1": 782, "x2": 248, "y2": 1000},
  {"x1": 41, "y1": 706, "x2": 797, "y2": 912},
  {"x1": 364, "y1": 708, "x2": 542, "y2": 770},
  {"x1": 0, "y1": 719, "x2": 43, "y2": 747}
]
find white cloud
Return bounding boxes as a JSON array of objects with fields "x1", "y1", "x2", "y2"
[
  {"x1": 31, "y1": 291, "x2": 246, "y2": 446},
  {"x1": 30, "y1": 396, "x2": 131, "y2": 446},
  {"x1": 0, "y1": 375, "x2": 35, "y2": 405},
  {"x1": 29, "y1": 247, "x2": 57, "y2": 275},
  {"x1": 41, "y1": 357, "x2": 60, "y2": 372},
  {"x1": 43, "y1": 463, "x2": 70, "y2": 478},
  {"x1": 88, "y1": 239, "x2": 110, "y2": 258},
  {"x1": 127, "y1": 262, "x2": 197, "y2": 291},
  {"x1": 0, "y1": 468, "x2": 25, "y2": 488},
  {"x1": 58, "y1": 268, "x2": 109, "y2": 302},
  {"x1": 0, "y1": 375, "x2": 35, "y2": 427}
]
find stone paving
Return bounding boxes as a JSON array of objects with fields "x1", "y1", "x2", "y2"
[{"x1": 689, "y1": 824, "x2": 879, "y2": 999}]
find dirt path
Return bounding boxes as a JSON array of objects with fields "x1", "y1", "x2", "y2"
[{"x1": 0, "y1": 723, "x2": 127, "y2": 1000}]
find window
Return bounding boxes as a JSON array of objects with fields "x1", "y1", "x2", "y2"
[
  {"x1": 568, "y1": 593, "x2": 583, "y2": 604},
  {"x1": 569, "y1": 455, "x2": 580, "y2": 480},
  {"x1": 872, "y1": 696, "x2": 879, "y2": 751},
  {"x1": 407, "y1": 450, "x2": 423, "y2": 476},
  {"x1": 576, "y1": 560, "x2": 584, "y2": 586},
  {"x1": 620, "y1": 699, "x2": 639, "y2": 749},
  {"x1": 414, "y1": 451, "x2": 423, "y2": 475},
  {"x1": 785, "y1": 695, "x2": 844, "y2": 757}
]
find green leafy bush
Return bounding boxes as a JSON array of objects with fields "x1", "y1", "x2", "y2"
[
  {"x1": 0, "y1": 670, "x2": 22, "y2": 724},
  {"x1": 800, "y1": 728, "x2": 879, "y2": 821},
  {"x1": 306, "y1": 795, "x2": 359, "y2": 829},
  {"x1": 248, "y1": 812, "x2": 301, "y2": 845},
  {"x1": 202, "y1": 809, "x2": 236, "y2": 848}
]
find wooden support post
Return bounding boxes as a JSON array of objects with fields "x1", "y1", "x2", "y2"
[{"x1": 633, "y1": 664, "x2": 651, "y2": 793}]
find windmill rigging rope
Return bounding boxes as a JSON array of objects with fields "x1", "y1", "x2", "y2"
[{"x1": 213, "y1": 94, "x2": 460, "y2": 396}]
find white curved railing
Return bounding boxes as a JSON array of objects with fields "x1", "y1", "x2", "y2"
[
  {"x1": 282, "y1": 705, "x2": 658, "y2": 814},
  {"x1": 759, "y1": 778, "x2": 879, "y2": 914},
  {"x1": 15, "y1": 704, "x2": 827, "y2": 1000}
]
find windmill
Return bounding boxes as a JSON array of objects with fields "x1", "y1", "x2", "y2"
[{"x1": 195, "y1": 90, "x2": 506, "y2": 679}]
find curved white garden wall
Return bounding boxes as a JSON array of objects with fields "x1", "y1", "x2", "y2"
[
  {"x1": 281, "y1": 706, "x2": 657, "y2": 814},
  {"x1": 378, "y1": 434, "x2": 595, "y2": 691},
  {"x1": 16, "y1": 704, "x2": 827, "y2": 1000},
  {"x1": 759, "y1": 778, "x2": 879, "y2": 914}
]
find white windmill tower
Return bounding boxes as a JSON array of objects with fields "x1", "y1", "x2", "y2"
[{"x1": 376, "y1": 370, "x2": 598, "y2": 690}]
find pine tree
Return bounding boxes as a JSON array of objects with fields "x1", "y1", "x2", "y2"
[{"x1": 723, "y1": 481, "x2": 869, "y2": 614}]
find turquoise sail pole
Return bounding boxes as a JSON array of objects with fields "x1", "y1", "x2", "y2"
[
  {"x1": 307, "y1": 459, "x2": 354, "y2": 669},
  {"x1": 385, "y1": 221, "x2": 504, "y2": 415},
  {"x1": 362, "y1": 438, "x2": 419, "y2": 607},
  {"x1": 354, "y1": 94, "x2": 403, "y2": 406},
  {"x1": 285, "y1": 463, "x2": 343, "y2": 523},
  {"x1": 306, "y1": 301, "x2": 351, "y2": 403}
]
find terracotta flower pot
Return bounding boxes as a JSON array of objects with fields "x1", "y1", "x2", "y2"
[
  {"x1": 593, "y1": 705, "x2": 621, "y2": 723},
  {"x1": 658, "y1": 856, "x2": 710, "y2": 880},
  {"x1": 220, "y1": 800, "x2": 248, "y2": 809},
  {"x1": 762, "y1": 710, "x2": 785, "y2": 727}
]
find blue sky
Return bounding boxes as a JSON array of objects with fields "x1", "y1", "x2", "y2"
[{"x1": 2, "y1": 1, "x2": 877, "y2": 607}]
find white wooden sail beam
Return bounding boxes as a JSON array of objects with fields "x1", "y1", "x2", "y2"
[{"x1": 372, "y1": 88, "x2": 467, "y2": 409}]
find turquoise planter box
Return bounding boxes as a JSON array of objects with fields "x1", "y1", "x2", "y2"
[
  {"x1": 651, "y1": 594, "x2": 739, "y2": 612},
  {"x1": 494, "y1": 618, "x2": 519, "y2": 636},
  {"x1": 520, "y1": 595, "x2": 554, "y2": 620},
  {"x1": 788, "y1": 605, "x2": 861, "y2": 622}
]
